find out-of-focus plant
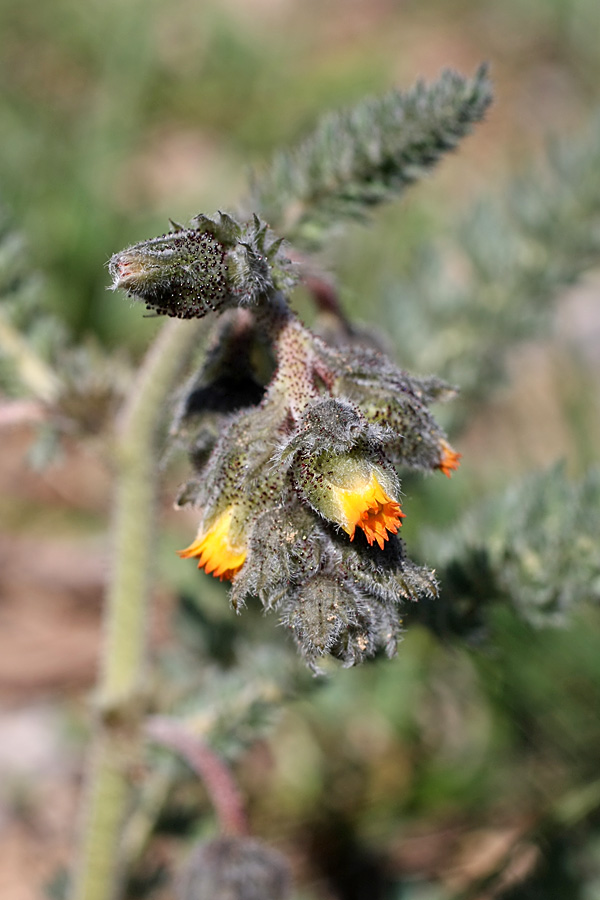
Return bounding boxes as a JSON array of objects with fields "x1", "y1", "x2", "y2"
[
  {"x1": 417, "y1": 463, "x2": 600, "y2": 637},
  {"x1": 380, "y1": 114, "x2": 600, "y2": 418}
]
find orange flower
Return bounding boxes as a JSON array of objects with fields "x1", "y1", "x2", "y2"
[
  {"x1": 437, "y1": 440, "x2": 461, "y2": 478},
  {"x1": 335, "y1": 472, "x2": 405, "y2": 550},
  {"x1": 178, "y1": 507, "x2": 247, "y2": 581}
]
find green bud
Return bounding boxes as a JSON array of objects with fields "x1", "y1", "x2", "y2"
[
  {"x1": 109, "y1": 227, "x2": 230, "y2": 319},
  {"x1": 109, "y1": 213, "x2": 295, "y2": 319},
  {"x1": 230, "y1": 505, "x2": 324, "y2": 611},
  {"x1": 279, "y1": 398, "x2": 371, "y2": 458},
  {"x1": 283, "y1": 570, "x2": 404, "y2": 667},
  {"x1": 326, "y1": 344, "x2": 459, "y2": 473},
  {"x1": 283, "y1": 574, "x2": 357, "y2": 659}
]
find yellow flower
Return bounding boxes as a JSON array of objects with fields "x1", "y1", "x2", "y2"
[
  {"x1": 177, "y1": 507, "x2": 247, "y2": 581},
  {"x1": 436, "y1": 439, "x2": 462, "y2": 478},
  {"x1": 334, "y1": 471, "x2": 405, "y2": 550}
]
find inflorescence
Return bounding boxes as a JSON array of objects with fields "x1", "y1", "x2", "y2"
[{"x1": 110, "y1": 210, "x2": 460, "y2": 669}]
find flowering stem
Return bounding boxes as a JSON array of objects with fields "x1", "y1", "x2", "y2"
[
  {"x1": 259, "y1": 295, "x2": 331, "y2": 417},
  {"x1": 70, "y1": 317, "x2": 204, "y2": 900}
]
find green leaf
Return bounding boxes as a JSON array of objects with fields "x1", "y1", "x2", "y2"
[{"x1": 250, "y1": 65, "x2": 492, "y2": 248}]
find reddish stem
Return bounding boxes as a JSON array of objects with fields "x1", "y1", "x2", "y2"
[
  {"x1": 302, "y1": 273, "x2": 351, "y2": 332},
  {"x1": 146, "y1": 716, "x2": 248, "y2": 837}
]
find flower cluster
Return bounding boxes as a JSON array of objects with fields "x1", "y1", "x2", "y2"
[{"x1": 111, "y1": 213, "x2": 460, "y2": 668}]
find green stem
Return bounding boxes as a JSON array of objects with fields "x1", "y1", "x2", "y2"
[{"x1": 70, "y1": 317, "x2": 203, "y2": 900}]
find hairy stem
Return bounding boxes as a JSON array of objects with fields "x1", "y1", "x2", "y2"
[
  {"x1": 259, "y1": 295, "x2": 333, "y2": 417},
  {"x1": 71, "y1": 317, "x2": 203, "y2": 900}
]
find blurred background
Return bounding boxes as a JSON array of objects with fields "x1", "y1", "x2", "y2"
[{"x1": 1, "y1": 1, "x2": 600, "y2": 898}]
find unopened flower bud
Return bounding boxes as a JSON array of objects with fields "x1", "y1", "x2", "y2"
[
  {"x1": 284, "y1": 574, "x2": 356, "y2": 657},
  {"x1": 109, "y1": 227, "x2": 231, "y2": 319},
  {"x1": 109, "y1": 212, "x2": 295, "y2": 319},
  {"x1": 325, "y1": 344, "x2": 461, "y2": 475}
]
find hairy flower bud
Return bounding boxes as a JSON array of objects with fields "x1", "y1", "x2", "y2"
[
  {"x1": 324, "y1": 344, "x2": 461, "y2": 474},
  {"x1": 176, "y1": 405, "x2": 290, "y2": 583},
  {"x1": 109, "y1": 227, "x2": 230, "y2": 319},
  {"x1": 108, "y1": 212, "x2": 295, "y2": 319},
  {"x1": 283, "y1": 574, "x2": 357, "y2": 657},
  {"x1": 230, "y1": 505, "x2": 323, "y2": 611}
]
